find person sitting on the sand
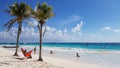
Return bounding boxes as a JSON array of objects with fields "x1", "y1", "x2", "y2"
[
  {"x1": 23, "y1": 49, "x2": 32, "y2": 59},
  {"x1": 23, "y1": 49, "x2": 27, "y2": 54},
  {"x1": 27, "y1": 54, "x2": 32, "y2": 59},
  {"x1": 76, "y1": 52, "x2": 80, "y2": 57}
]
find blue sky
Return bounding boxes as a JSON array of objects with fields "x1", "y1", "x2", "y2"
[{"x1": 0, "y1": 0, "x2": 120, "y2": 43}]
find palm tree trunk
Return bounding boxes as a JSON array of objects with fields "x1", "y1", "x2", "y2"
[
  {"x1": 13, "y1": 23, "x2": 21, "y2": 56},
  {"x1": 38, "y1": 23, "x2": 43, "y2": 61}
]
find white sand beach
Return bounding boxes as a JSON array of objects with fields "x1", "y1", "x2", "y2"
[{"x1": 0, "y1": 47, "x2": 107, "y2": 68}]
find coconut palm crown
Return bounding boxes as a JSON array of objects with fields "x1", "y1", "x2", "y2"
[
  {"x1": 4, "y1": 2, "x2": 31, "y2": 56},
  {"x1": 33, "y1": 2, "x2": 54, "y2": 61}
]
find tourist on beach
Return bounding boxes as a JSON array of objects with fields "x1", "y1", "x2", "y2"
[
  {"x1": 27, "y1": 54, "x2": 32, "y2": 59},
  {"x1": 21, "y1": 48, "x2": 32, "y2": 59},
  {"x1": 23, "y1": 49, "x2": 27, "y2": 54},
  {"x1": 50, "y1": 50, "x2": 53, "y2": 54},
  {"x1": 34, "y1": 47, "x2": 36, "y2": 54},
  {"x1": 76, "y1": 52, "x2": 80, "y2": 57}
]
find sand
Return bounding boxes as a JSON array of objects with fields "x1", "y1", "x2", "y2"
[{"x1": 0, "y1": 47, "x2": 105, "y2": 68}]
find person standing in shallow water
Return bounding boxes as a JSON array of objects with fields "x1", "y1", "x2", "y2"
[
  {"x1": 76, "y1": 52, "x2": 80, "y2": 57},
  {"x1": 50, "y1": 50, "x2": 53, "y2": 54},
  {"x1": 34, "y1": 47, "x2": 36, "y2": 54}
]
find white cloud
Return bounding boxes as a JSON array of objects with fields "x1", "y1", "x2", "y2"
[
  {"x1": 2, "y1": 22, "x2": 120, "y2": 43},
  {"x1": 1, "y1": 24, "x2": 120, "y2": 43},
  {"x1": 32, "y1": 20, "x2": 38, "y2": 26},
  {"x1": 0, "y1": 27, "x2": 40, "y2": 43},
  {"x1": 71, "y1": 21, "x2": 83, "y2": 35},
  {"x1": 60, "y1": 15, "x2": 82, "y2": 27},
  {"x1": 114, "y1": 29, "x2": 120, "y2": 33},
  {"x1": 45, "y1": 26, "x2": 64, "y2": 37},
  {"x1": 0, "y1": 27, "x2": 18, "y2": 39},
  {"x1": 44, "y1": 26, "x2": 75, "y2": 42},
  {"x1": 68, "y1": 15, "x2": 81, "y2": 21},
  {"x1": 64, "y1": 29, "x2": 67, "y2": 33},
  {"x1": 56, "y1": 30, "x2": 62, "y2": 37},
  {"x1": 101, "y1": 26, "x2": 120, "y2": 34},
  {"x1": 64, "y1": 15, "x2": 81, "y2": 22},
  {"x1": 46, "y1": 26, "x2": 56, "y2": 32},
  {"x1": 90, "y1": 34, "x2": 96, "y2": 38},
  {"x1": 102, "y1": 26, "x2": 112, "y2": 31},
  {"x1": 87, "y1": 26, "x2": 120, "y2": 42},
  {"x1": 21, "y1": 27, "x2": 38, "y2": 39}
]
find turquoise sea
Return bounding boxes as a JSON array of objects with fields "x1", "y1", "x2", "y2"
[{"x1": 1, "y1": 43, "x2": 120, "y2": 50}]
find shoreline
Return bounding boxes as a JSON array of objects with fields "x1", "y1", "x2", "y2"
[{"x1": 0, "y1": 47, "x2": 108, "y2": 68}]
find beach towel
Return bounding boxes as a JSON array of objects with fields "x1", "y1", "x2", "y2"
[{"x1": 21, "y1": 48, "x2": 33, "y2": 58}]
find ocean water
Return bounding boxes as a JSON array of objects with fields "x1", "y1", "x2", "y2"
[
  {"x1": 1, "y1": 43, "x2": 120, "y2": 50},
  {"x1": 1, "y1": 43, "x2": 120, "y2": 55}
]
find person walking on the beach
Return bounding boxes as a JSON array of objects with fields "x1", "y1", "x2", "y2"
[
  {"x1": 76, "y1": 52, "x2": 80, "y2": 57},
  {"x1": 34, "y1": 47, "x2": 36, "y2": 54}
]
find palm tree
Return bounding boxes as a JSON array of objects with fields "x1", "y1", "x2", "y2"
[
  {"x1": 4, "y1": 2, "x2": 31, "y2": 56},
  {"x1": 33, "y1": 2, "x2": 54, "y2": 61}
]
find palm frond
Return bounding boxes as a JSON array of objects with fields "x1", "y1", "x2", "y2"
[
  {"x1": 4, "y1": 19, "x2": 16, "y2": 27},
  {"x1": 7, "y1": 23, "x2": 14, "y2": 32},
  {"x1": 8, "y1": 5, "x2": 13, "y2": 10},
  {"x1": 3, "y1": 10, "x2": 10, "y2": 13},
  {"x1": 41, "y1": 2, "x2": 47, "y2": 11},
  {"x1": 34, "y1": 2, "x2": 54, "y2": 22},
  {"x1": 20, "y1": 2, "x2": 26, "y2": 14},
  {"x1": 13, "y1": 2, "x2": 19, "y2": 11},
  {"x1": 4, "y1": 19, "x2": 17, "y2": 32},
  {"x1": 25, "y1": 4, "x2": 33, "y2": 14},
  {"x1": 36, "y1": 3, "x2": 41, "y2": 11}
]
